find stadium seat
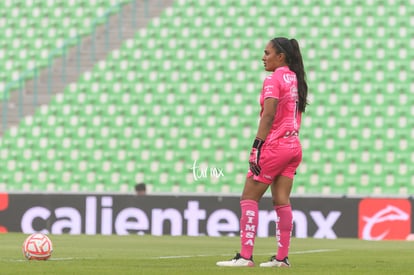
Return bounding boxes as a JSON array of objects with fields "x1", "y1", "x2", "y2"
[
  {"x1": 0, "y1": 0, "x2": 128, "y2": 100},
  {"x1": 0, "y1": 0, "x2": 412, "y2": 196}
]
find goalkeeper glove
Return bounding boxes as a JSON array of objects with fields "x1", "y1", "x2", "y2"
[{"x1": 249, "y1": 137, "x2": 264, "y2": 176}]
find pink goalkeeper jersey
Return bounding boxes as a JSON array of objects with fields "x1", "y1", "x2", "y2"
[{"x1": 259, "y1": 66, "x2": 301, "y2": 144}]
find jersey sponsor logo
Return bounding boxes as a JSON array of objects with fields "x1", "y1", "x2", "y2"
[
  {"x1": 290, "y1": 86, "x2": 298, "y2": 98},
  {"x1": 283, "y1": 73, "x2": 296, "y2": 83},
  {"x1": 358, "y1": 198, "x2": 411, "y2": 240},
  {"x1": 283, "y1": 131, "x2": 299, "y2": 138},
  {"x1": 264, "y1": 84, "x2": 274, "y2": 90},
  {"x1": 264, "y1": 85, "x2": 274, "y2": 96}
]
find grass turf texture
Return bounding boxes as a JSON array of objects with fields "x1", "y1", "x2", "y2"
[{"x1": 0, "y1": 233, "x2": 413, "y2": 274}]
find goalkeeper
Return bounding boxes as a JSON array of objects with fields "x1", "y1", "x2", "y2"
[{"x1": 217, "y1": 37, "x2": 308, "y2": 268}]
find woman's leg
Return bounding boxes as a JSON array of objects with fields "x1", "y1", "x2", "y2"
[
  {"x1": 271, "y1": 176, "x2": 293, "y2": 261},
  {"x1": 216, "y1": 176, "x2": 269, "y2": 267},
  {"x1": 239, "y1": 176, "x2": 269, "y2": 259}
]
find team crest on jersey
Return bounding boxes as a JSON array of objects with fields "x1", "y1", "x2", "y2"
[{"x1": 283, "y1": 73, "x2": 296, "y2": 83}]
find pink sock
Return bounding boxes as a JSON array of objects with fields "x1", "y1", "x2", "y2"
[
  {"x1": 239, "y1": 200, "x2": 258, "y2": 259},
  {"x1": 275, "y1": 204, "x2": 293, "y2": 260}
]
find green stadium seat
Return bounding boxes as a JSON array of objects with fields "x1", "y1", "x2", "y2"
[
  {"x1": 0, "y1": 0, "x2": 413, "y2": 196},
  {"x1": 0, "y1": 0, "x2": 129, "y2": 100}
]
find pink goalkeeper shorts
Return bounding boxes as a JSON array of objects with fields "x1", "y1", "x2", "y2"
[{"x1": 246, "y1": 142, "x2": 302, "y2": 184}]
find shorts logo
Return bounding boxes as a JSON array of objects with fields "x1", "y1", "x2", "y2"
[
  {"x1": 358, "y1": 198, "x2": 411, "y2": 240},
  {"x1": 0, "y1": 193, "x2": 9, "y2": 233},
  {"x1": 263, "y1": 174, "x2": 272, "y2": 180}
]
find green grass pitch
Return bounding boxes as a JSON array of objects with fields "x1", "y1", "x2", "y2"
[{"x1": 0, "y1": 233, "x2": 413, "y2": 274}]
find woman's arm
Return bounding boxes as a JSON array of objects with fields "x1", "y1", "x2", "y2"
[{"x1": 255, "y1": 98, "x2": 278, "y2": 140}]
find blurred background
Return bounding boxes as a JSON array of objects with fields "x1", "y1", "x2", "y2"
[{"x1": 0, "y1": 0, "x2": 413, "y2": 197}]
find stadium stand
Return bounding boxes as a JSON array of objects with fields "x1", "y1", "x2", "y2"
[
  {"x1": 0, "y1": 0, "x2": 413, "y2": 196},
  {"x1": 0, "y1": 0, "x2": 133, "y2": 100}
]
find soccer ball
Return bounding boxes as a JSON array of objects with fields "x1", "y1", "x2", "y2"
[{"x1": 22, "y1": 233, "x2": 53, "y2": 260}]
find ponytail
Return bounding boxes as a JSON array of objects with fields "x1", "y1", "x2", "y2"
[{"x1": 271, "y1": 38, "x2": 308, "y2": 112}]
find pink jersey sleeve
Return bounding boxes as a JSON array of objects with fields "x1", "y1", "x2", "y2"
[
  {"x1": 262, "y1": 74, "x2": 280, "y2": 99},
  {"x1": 259, "y1": 66, "x2": 301, "y2": 142}
]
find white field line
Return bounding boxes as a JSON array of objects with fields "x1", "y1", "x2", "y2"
[
  {"x1": 0, "y1": 257, "x2": 95, "y2": 262},
  {"x1": 155, "y1": 249, "x2": 339, "y2": 259},
  {"x1": 1, "y1": 250, "x2": 339, "y2": 262}
]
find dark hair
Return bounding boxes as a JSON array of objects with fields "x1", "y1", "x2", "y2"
[
  {"x1": 135, "y1": 183, "x2": 146, "y2": 191},
  {"x1": 271, "y1": 37, "x2": 308, "y2": 112}
]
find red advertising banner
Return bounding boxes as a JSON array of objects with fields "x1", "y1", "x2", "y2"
[
  {"x1": 0, "y1": 193, "x2": 9, "y2": 233},
  {"x1": 358, "y1": 198, "x2": 411, "y2": 240}
]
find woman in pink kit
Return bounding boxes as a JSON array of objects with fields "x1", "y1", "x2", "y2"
[{"x1": 217, "y1": 37, "x2": 308, "y2": 268}]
